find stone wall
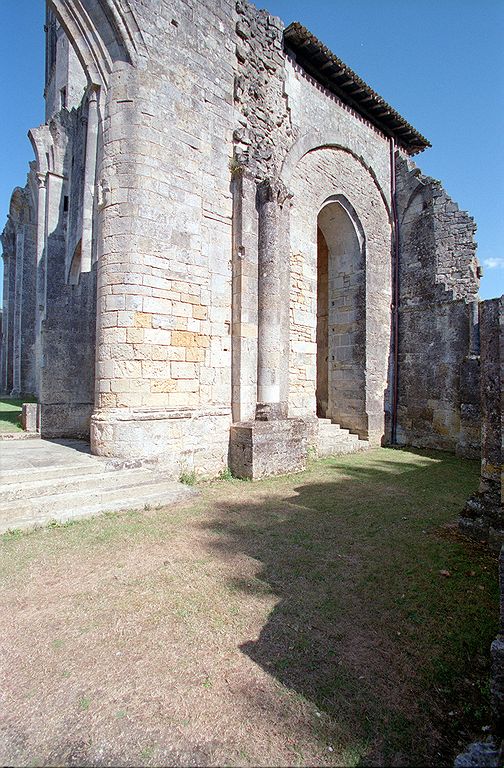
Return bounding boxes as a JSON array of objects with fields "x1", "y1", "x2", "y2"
[
  {"x1": 460, "y1": 297, "x2": 503, "y2": 547},
  {"x1": 0, "y1": 187, "x2": 37, "y2": 397},
  {"x1": 88, "y1": 0, "x2": 238, "y2": 473},
  {"x1": 457, "y1": 299, "x2": 503, "y2": 768},
  {"x1": 395, "y1": 154, "x2": 480, "y2": 455},
  {"x1": 0, "y1": 0, "x2": 486, "y2": 474}
]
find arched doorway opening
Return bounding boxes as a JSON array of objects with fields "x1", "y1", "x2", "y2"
[{"x1": 316, "y1": 197, "x2": 367, "y2": 436}]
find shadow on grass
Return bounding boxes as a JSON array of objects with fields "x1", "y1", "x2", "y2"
[{"x1": 203, "y1": 448, "x2": 498, "y2": 767}]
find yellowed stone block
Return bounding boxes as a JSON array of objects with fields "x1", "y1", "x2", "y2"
[
  {"x1": 172, "y1": 330, "x2": 197, "y2": 347},
  {"x1": 100, "y1": 393, "x2": 117, "y2": 408},
  {"x1": 180, "y1": 293, "x2": 200, "y2": 305},
  {"x1": 151, "y1": 379, "x2": 176, "y2": 393},
  {"x1": 134, "y1": 311, "x2": 152, "y2": 328},
  {"x1": 127, "y1": 328, "x2": 144, "y2": 344},
  {"x1": 192, "y1": 305, "x2": 208, "y2": 320},
  {"x1": 185, "y1": 348, "x2": 205, "y2": 362}
]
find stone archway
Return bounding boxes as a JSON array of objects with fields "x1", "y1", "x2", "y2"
[
  {"x1": 288, "y1": 145, "x2": 392, "y2": 445},
  {"x1": 316, "y1": 198, "x2": 366, "y2": 434}
]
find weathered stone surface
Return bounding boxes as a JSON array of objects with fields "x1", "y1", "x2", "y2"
[
  {"x1": 454, "y1": 740, "x2": 502, "y2": 768},
  {"x1": 21, "y1": 403, "x2": 39, "y2": 433},
  {"x1": 395, "y1": 155, "x2": 480, "y2": 454},
  {"x1": 461, "y1": 298, "x2": 503, "y2": 547},
  {"x1": 229, "y1": 420, "x2": 307, "y2": 479},
  {"x1": 0, "y1": 0, "x2": 486, "y2": 475}
]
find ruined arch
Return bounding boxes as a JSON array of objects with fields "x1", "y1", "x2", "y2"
[
  {"x1": 288, "y1": 144, "x2": 392, "y2": 444},
  {"x1": 316, "y1": 196, "x2": 366, "y2": 432},
  {"x1": 47, "y1": 0, "x2": 144, "y2": 88},
  {"x1": 280, "y1": 131, "x2": 392, "y2": 222}
]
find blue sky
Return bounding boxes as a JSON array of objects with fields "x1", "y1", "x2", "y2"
[{"x1": 1, "y1": 0, "x2": 503, "y2": 300}]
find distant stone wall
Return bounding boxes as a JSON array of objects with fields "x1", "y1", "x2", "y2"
[
  {"x1": 0, "y1": 187, "x2": 37, "y2": 397},
  {"x1": 36, "y1": 104, "x2": 97, "y2": 438},
  {"x1": 456, "y1": 299, "x2": 503, "y2": 768},
  {"x1": 461, "y1": 297, "x2": 503, "y2": 547},
  {"x1": 395, "y1": 154, "x2": 481, "y2": 456}
]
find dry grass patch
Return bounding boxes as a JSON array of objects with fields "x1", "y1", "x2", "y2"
[{"x1": 0, "y1": 447, "x2": 498, "y2": 767}]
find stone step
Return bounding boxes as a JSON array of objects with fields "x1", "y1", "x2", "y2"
[
  {"x1": 318, "y1": 439, "x2": 368, "y2": 457},
  {"x1": 0, "y1": 432, "x2": 41, "y2": 442},
  {"x1": 317, "y1": 420, "x2": 369, "y2": 457},
  {"x1": 1, "y1": 461, "x2": 108, "y2": 486},
  {"x1": 0, "y1": 478, "x2": 196, "y2": 534},
  {"x1": 319, "y1": 439, "x2": 360, "y2": 450},
  {"x1": 0, "y1": 467, "x2": 162, "y2": 502},
  {"x1": 317, "y1": 419, "x2": 341, "y2": 428},
  {"x1": 319, "y1": 424, "x2": 351, "y2": 436}
]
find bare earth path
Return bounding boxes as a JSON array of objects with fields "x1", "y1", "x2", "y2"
[{"x1": 0, "y1": 448, "x2": 498, "y2": 767}]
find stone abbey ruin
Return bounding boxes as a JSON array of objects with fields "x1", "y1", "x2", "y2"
[
  {"x1": 2, "y1": 0, "x2": 501, "y2": 486},
  {"x1": 1, "y1": 0, "x2": 503, "y2": 762},
  {"x1": 0, "y1": 0, "x2": 502, "y2": 526}
]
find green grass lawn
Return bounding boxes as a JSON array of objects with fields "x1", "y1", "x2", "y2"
[
  {"x1": 0, "y1": 448, "x2": 498, "y2": 767},
  {"x1": 0, "y1": 396, "x2": 37, "y2": 432}
]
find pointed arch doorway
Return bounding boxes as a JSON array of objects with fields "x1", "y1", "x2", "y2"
[{"x1": 316, "y1": 196, "x2": 367, "y2": 437}]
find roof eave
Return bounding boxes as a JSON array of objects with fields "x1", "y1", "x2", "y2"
[{"x1": 284, "y1": 22, "x2": 431, "y2": 155}]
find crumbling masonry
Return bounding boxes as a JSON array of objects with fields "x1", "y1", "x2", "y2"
[{"x1": 0, "y1": 0, "x2": 494, "y2": 482}]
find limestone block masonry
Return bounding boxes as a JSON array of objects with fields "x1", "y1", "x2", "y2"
[
  {"x1": 1, "y1": 0, "x2": 486, "y2": 478},
  {"x1": 460, "y1": 298, "x2": 503, "y2": 549},
  {"x1": 229, "y1": 420, "x2": 307, "y2": 480}
]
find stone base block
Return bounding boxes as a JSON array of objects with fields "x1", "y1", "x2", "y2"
[
  {"x1": 460, "y1": 493, "x2": 504, "y2": 551},
  {"x1": 229, "y1": 419, "x2": 308, "y2": 480},
  {"x1": 491, "y1": 635, "x2": 504, "y2": 732},
  {"x1": 91, "y1": 406, "x2": 231, "y2": 479},
  {"x1": 40, "y1": 403, "x2": 93, "y2": 439},
  {"x1": 21, "y1": 403, "x2": 39, "y2": 433}
]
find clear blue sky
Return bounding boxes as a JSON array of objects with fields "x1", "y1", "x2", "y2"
[{"x1": 1, "y1": 0, "x2": 503, "y2": 300}]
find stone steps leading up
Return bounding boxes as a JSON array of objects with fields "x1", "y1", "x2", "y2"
[
  {"x1": 0, "y1": 478, "x2": 196, "y2": 533},
  {"x1": 0, "y1": 467, "x2": 167, "y2": 502},
  {"x1": 317, "y1": 419, "x2": 369, "y2": 457},
  {"x1": 0, "y1": 439, "x2": 195, "y2": 534},
  {"x1": 1, "y1": 461, "x2": 108, "y2": 486}
]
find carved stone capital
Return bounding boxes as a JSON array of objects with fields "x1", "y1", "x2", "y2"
[{"x1": 257, "y1": 177, "x2": 292, "y2": 207}]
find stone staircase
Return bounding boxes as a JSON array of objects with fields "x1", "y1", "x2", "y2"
[
  {"x1": 317, "y1": 418, "x2": 369, "y2": 457},
  {"x1": 0, "y1": 439, "x2": 196, "y2": 534}
]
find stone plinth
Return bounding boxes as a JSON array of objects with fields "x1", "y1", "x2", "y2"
[
  {"x1": 21, "y1": 402, "x2": 39, "y2": 433},
  {"x1": 229, "y1": 419, "x2": 308, "y2": 480}
]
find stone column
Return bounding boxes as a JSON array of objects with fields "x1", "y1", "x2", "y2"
[
  {"x1": 229, "y1": 178, "x2": 308, "y2": 480},
  {"x1": 0, "y1": 251, "x2": 11, "y2": 393},
  {"x1": 12, "y1": 229, "x2": 24, "y2": 396},
  {"x1": 34, "y1": 172, "x2": 47, "y2": 382},
  {"x1": 81, "y1": 85, "x2": 99, "y2": 273},
  {"x1": 231, "y1": 170, "x2": 259, "y2": 423},
  {"x1": 255, "y1": 178, "x2": 291, "y2": 420}
]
